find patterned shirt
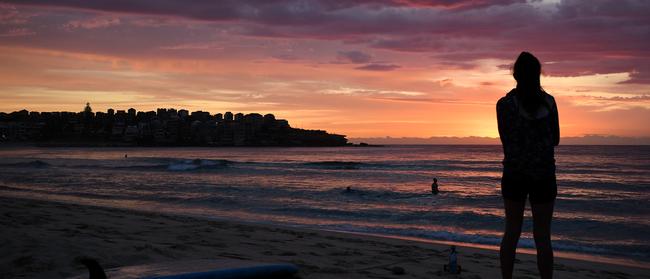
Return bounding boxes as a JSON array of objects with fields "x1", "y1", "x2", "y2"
[{"x1": 497, "y1": 89, "x2": 560, "y2": 179}]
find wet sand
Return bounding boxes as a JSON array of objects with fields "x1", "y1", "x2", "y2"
[{"x1": 1, "y1": 196, "x2": 647, "y2": 278}]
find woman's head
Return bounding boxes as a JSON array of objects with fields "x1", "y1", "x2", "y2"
[
  {"x1": 512, "y1": 52, "x2": 546, "y2": 112},
  {"x1": 513, "y1": 51, "x2": 542, "y2": 90}
]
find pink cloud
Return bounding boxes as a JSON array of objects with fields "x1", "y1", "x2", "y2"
[
  {"x1": 0, "y1": 27, "x2": 34, "y2": 37},
  {"x1": 64, "y1": 16, "x2": 121, "y2": 30},
  {"x1": 2, "y1": 0, "x2": 650, "y2": 82},
  {"x1": 0, "y1": 3, "x2": 35, "y2": 24}
]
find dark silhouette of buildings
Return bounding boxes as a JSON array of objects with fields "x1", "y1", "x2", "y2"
[{"x1": 0, "y1": 104, "x2": 347, "y2": 147}]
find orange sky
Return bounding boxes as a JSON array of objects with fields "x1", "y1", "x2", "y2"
[{"x1": 1, "y1": 1, "x2": 649, "y2": 138}]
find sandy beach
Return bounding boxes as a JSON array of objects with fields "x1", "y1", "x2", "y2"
[{"x1": 1, "y1": 196, "x2": 647, "y2": 279}]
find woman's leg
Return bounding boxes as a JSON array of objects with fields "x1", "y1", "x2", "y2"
[
  {"x1": 500, "y1": 198, "x2": 525, "y2": 279},
  {"x1": 531, "y1": 201, "x2": 555, "y2": 279}
]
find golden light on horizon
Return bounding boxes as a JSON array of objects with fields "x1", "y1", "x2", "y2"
[{"x1": 1, "y1": 1, "x2": 649, "y2": 140}]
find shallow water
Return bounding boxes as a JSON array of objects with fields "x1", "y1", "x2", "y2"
[{"x1": 0, "y1": 145, "x2": 648, "y2": 264}]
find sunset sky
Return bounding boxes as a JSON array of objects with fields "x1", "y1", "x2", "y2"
[{"x1": 0, "y1": 0, "x2": 649, "y2": 138}]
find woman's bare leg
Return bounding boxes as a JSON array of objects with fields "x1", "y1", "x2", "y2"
[
  {"x1": 531, "y1": 201, "x2": 555, "y2": 279},
  {"x1": 500, "y1": 199, "x2": 525, "y2": 279}
]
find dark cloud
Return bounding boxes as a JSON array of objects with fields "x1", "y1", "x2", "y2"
[
  {"x1": 3, "y1": 0, "x2": 650, "y2": 82},
  {"x1": 4, "y1": 0, "x2": 242, "y2": 21},
  {"x1": 355, "y1": 63, "x2": 401, "y2": 71},
  {"x1": 625, "y1": 66, "x2": 650, "y2": 84},
  {"x1": 337, "y1": 50, "x2": 372, "y2": 63},
  {"x1": 270, "y1": 53, "x2": 302, "y2": 61},
  {"x1": 371, "y1": 37, "x2": 444, "y2": 52},
  {"x1": 0, "y1": 0, "x2": 538, "y2": 30},
  {"x1": 387, "y1": 0, "x2": 525, "y2": 9},
  {"x1": 2, "y1": 0, "x2": 526, "y2": 18},
  {"x1": 556, "y1": 0, "x2": 650, "y2": 20}
]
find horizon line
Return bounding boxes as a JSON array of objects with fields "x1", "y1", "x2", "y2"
[{"x1": 349, "y1": 135, "x2": 650, "y2": 145}]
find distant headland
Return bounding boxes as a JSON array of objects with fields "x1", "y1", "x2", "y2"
[{"x1": 0, "y1": 103, "x2": 348, "y2": 147}]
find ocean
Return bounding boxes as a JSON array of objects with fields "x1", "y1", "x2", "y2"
[{"x1": 0, "y1": 145, "x2": 648, "y2": 265}]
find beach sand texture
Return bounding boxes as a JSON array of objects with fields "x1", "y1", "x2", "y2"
[{"x1": 1, "y1": 197, "x2": 647, "y2": 279}]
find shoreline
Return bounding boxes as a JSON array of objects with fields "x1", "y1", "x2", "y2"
[
  {"x1": 1, "y1": 195, "x2": 648, "y2": 278},
  {"x1": 2, "y1": 189, "x2": 647, "y2": 269},
  {"x1": 330, "y1": 231, "x2": 648, "y2": 270}
]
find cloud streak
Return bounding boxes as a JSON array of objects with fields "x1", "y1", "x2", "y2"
[
  {"x1": 337, "y1": 50, "x2": 372, "y2": 64},
  {"x1": 64, "y1": 16, "x2": 121, "y2": 30},
  {"x1": 355, "y1": 63, "x2": 401, "y2": 71}
]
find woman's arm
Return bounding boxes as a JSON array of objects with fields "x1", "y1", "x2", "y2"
[
  {"x1": 497, "y1": 98, "x2": 509, "y2": 145},
  {"x1": 551, "y1": 97, "x2": 560, "y2": 146}
]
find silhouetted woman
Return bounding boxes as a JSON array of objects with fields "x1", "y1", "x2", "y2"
[{"x1": 497, "y1": 52, "x2": 559, "y2": 279}]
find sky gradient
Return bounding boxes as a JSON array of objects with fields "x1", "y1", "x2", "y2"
[{"x1": 1, "y1": 0, "x2": 649, "y2": 138}]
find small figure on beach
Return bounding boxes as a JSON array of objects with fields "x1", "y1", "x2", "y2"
[
  {"x1": 431, "y1": 178, "x2": 439, "y2": 195},
  {"x1": 443, "y1": 245, "x2": 461, "y2": 274},
  {"x1": 124, "y1": 154, "x2": 127, "y2": 158},
  {"x1": 345, "y1": 186, "x2": 352, "y2": 193}
]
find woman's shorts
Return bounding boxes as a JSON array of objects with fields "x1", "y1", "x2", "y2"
[{"x1": 501, "y1": 172, "x2": 557, "y2": 204}]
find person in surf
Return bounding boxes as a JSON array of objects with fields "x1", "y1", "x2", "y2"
[{"x1": 431, "y1": 178, "x2": 439, "y2": 195}]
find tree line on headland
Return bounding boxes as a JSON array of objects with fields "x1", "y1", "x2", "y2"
[{"x1": 0, "y1": 103, "x2": 348, "y2": 147}]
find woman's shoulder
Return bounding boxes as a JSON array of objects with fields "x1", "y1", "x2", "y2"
[
  {"x1": 541, "y1": 91, "x2": 557, "y2": 107},
  {"x1": 542, "y1": 91, "x2": 555, "y2": 99},
  {"x1": 497, "y1": 89, "x2": 517, "y2": 108}
]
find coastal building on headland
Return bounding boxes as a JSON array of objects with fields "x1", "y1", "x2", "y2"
[{"x1": 0, "y1": 104, "x2": 347, "y2": 147}]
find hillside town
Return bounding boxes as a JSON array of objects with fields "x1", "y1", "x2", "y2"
[{"x1": 0, "y1": 103, "x2": 347, "y2": 146}]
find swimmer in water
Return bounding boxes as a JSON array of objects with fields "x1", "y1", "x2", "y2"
[{"x1": 431, "y1": 178, "x2": 439, "y2": 195}]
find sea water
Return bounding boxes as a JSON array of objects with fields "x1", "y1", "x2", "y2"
[{"x1": 0, "y1": 145, "x2": 648, "y2": 265}]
